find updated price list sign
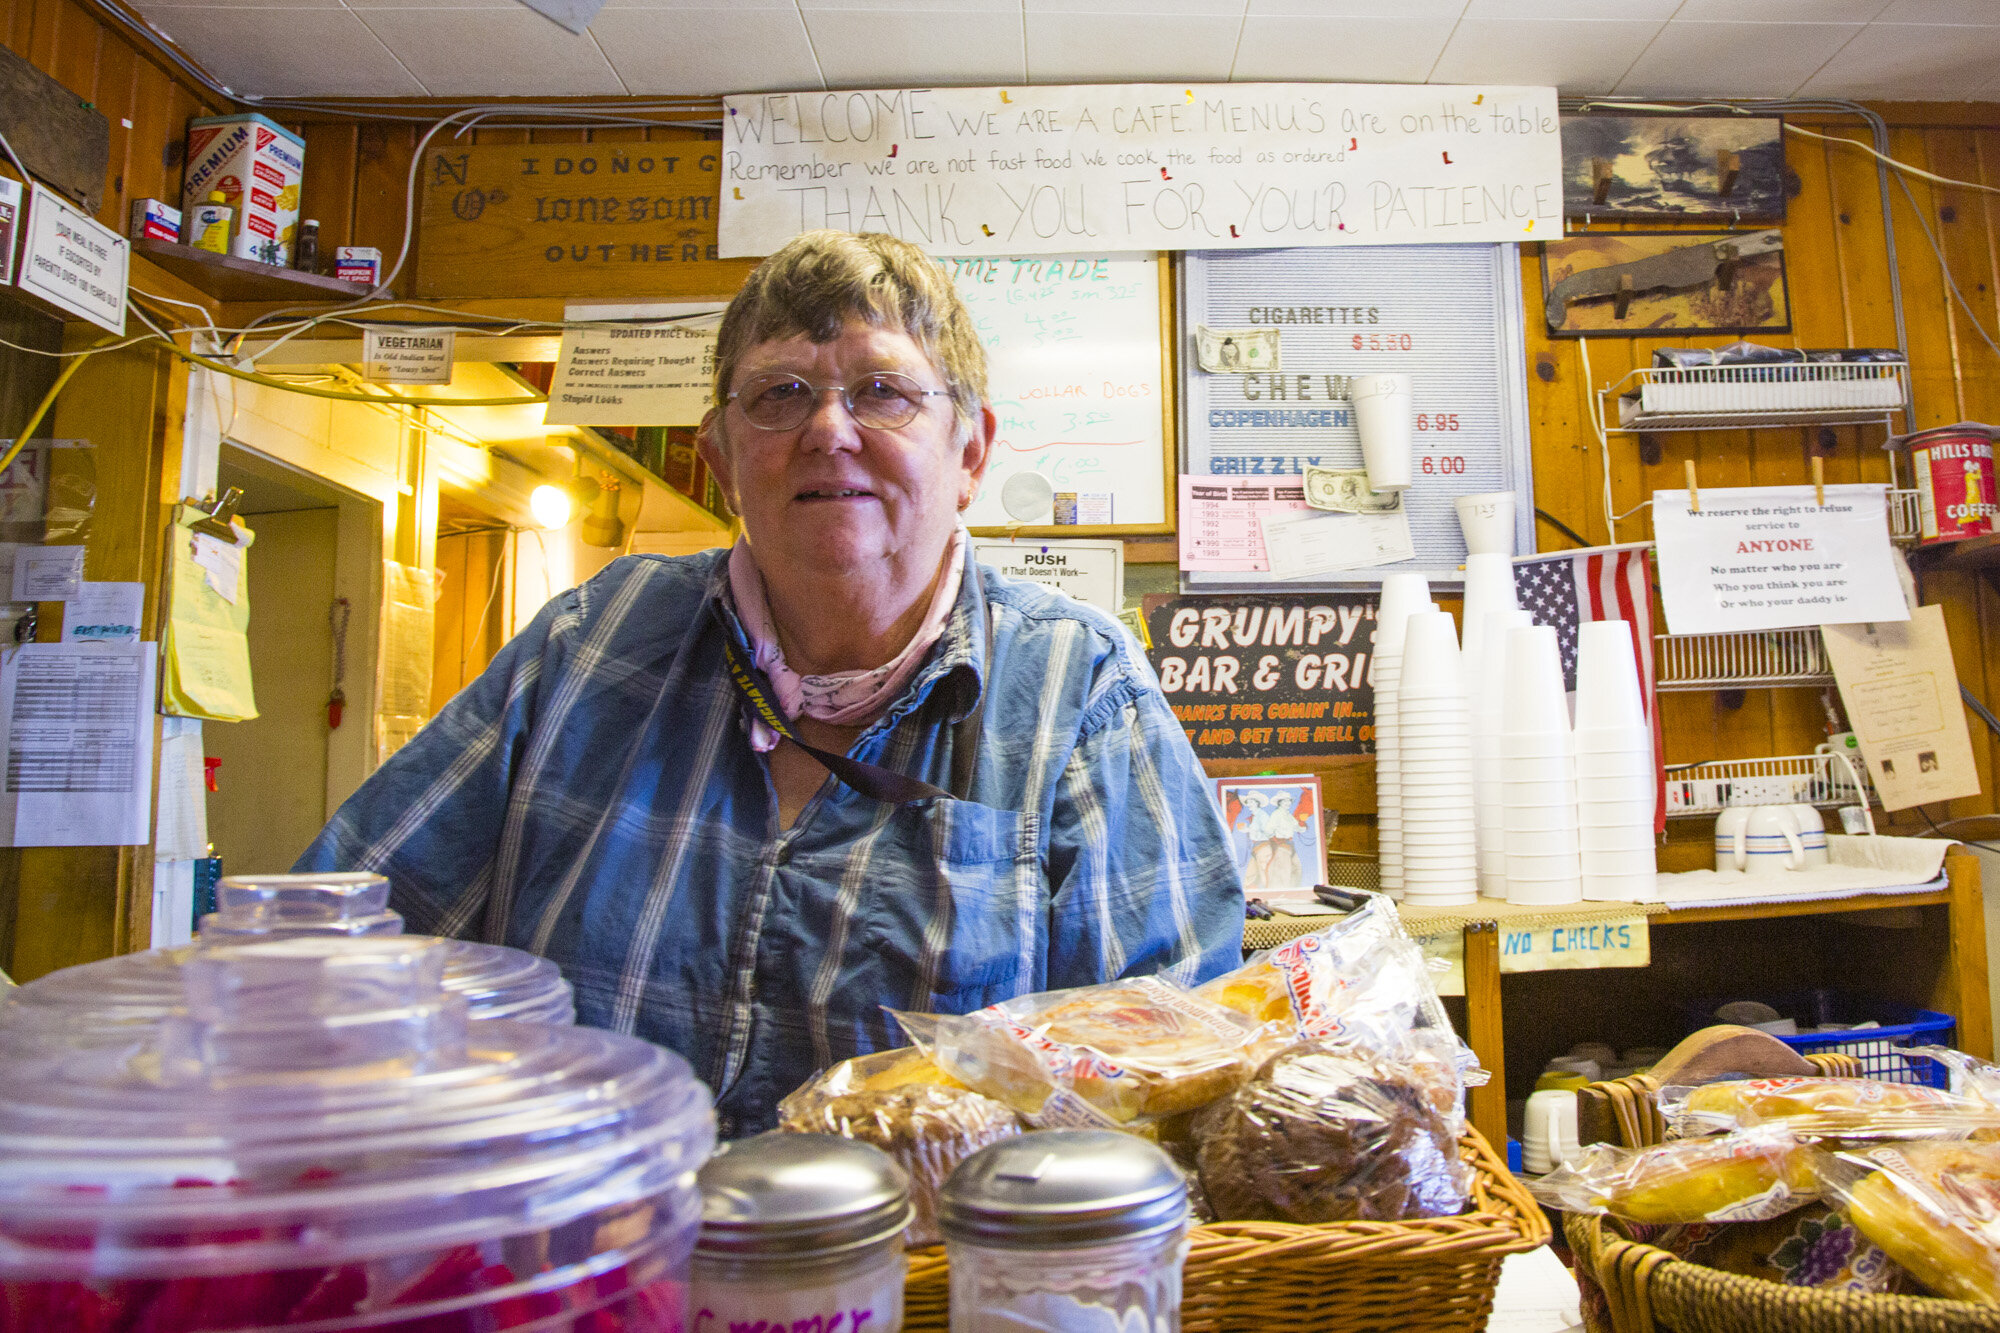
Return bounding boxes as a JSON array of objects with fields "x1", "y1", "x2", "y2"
[{"x1": 1143, "y1": 592, "x2": 1376, "y2": 761}]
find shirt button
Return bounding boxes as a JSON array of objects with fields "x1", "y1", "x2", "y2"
[{"x1": 773, "y1": 844, "x2": 791, "y2": 866}]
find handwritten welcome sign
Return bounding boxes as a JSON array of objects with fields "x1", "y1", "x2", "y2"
[{"x1": 718, "y1": 83, "x2": 1563, "y2": 258}]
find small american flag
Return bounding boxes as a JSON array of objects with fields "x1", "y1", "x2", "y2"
[{"x1": 1513, "y1": 544, "x2": 1665, "y2": 833}]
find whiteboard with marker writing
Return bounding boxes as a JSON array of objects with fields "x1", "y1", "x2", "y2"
[{"x1": 944, "y1": 252, "x2": 1171, "y2": 532}]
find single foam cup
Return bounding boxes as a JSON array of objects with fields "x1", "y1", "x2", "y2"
[
  {"x1": 1351, "y1": 372, "x2": 1415, "y2": 492},
  {"x1": 1398, "y1": 611, "x2": 1463, "y2": 694},
  {"x1": 1455, "y1": 491, "x2": 1518, "y2": 556},
  {"x1": 1582, "y1": 848, "x2": 1658, "y2": 876},
  {"x1": 1574, "y1": 620, "x2": 1646, "y2": 732},
  {"x1": 1502, "y1": 625, "x2": 1569, "y2": 738}
]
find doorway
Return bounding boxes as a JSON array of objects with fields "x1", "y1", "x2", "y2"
[{"x1": 203, "y1": 446, "x2": 373, "y2": 876}]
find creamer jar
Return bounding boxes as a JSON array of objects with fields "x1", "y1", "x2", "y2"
[
  {"x1": 694, "y1": 1133, "x2": 913, "y2": 1333},
  {"x1": 1891, "y1": 423, "x2": 1998, "y2": 543}
]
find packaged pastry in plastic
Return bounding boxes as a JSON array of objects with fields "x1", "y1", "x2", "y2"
[
  {"x1": 1195, "y1": 895, "x2": 1434, "y2": 1043},
  {"x1": 1618, "y1": 1204, "x2": 1908, "y2": 1295},
  {"x1": 1528, "y1": 1125, "x2": 1817, "y2": 1224},
  {"x1": 890, "y1": 976, "x2": 1276, "y2": 1129},
  {"x1": 1191, "y1": 1033, "x2": 1471, "y2": 1224},
  {"x1": 777, "y1": 1047, "x2": 1021, "y2": 1247},
  {"x1": 1818, "y1": 1140, "x2": 2000, "y2": 1305},
  {"x1": 1664, "y1": 1076, "x2": 2000, "y2": 1138}
]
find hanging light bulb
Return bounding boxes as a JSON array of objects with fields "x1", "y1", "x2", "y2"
[{"x1": 529, "y1": 483, "x2": 572, "y2": 529}]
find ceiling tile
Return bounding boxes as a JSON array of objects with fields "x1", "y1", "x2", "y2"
[
  {"x1": 135, "y1": 6, "x2": 423, "y2": 91},
  {"x1": 590, "y1": 8, "x2": 823, "y2": 93},
  {"x1": 592, "y1": 0, "x2": 794, "y2": 9},
  {"x1": 801, "y1": 0, "x2": 1014, "y2": 10},
  {"x1": 1247, "y1": 0, "x2": 1463, "y2": 15},
  {"x1": 135, "y1": 0, "x2": 337, "y2": 11},
  {"x1": 1672, "y1": 0, "x2": 1888, "y2": 18},
  {"x1": 1232, "y1": 15, "x2": 1451, "y2": 81},
  {"x1": 1428, "y1": 18, "x2": 1663, "y2": 92},
  {"x1": 805, "y1": 9, "x2": 1025, "y2": 84},
  {"x1": 353, "y1": 9, "x2": 624, "y2": 93},
  {"x1": 1026, "y1": 0, "x2": 1246, "y2": 15},
  {"x1": 1616, "y1": 20, "x2": 1864, "y2": 97},
  {"x1": 1799, "y1": 21, "x2": 2000, "y2": 98},
  {"x1": 1462, "y1": 0, "x2": 1674, "y2": 19},
  {"x1": 1024, "y1": 12, "x2": 1242, "y2": 79},
  {"x1": 1875, "y1": 0, "x2": 2000, "y2": 21}
]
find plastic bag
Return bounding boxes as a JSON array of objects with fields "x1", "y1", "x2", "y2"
[
  {"x1": 1528, "y1": 1125, "x2": 1817, "y2": 1224},
  {"x1": 1193, "y1": 895, "x2": 1485, "y2": 1089},
  {"x1": 777, "y1": 1047, "x2": 1021, "y2": 1247},
  {"x1": 1818, "y1": 1140, "x2": 2000, "y2": 1305},
  {"x1": 1662, "y1": 1077, "x2": 2000, "y2": 1139},
  {"x1": 1191, "y1": 1034, "x2": 1470, "y2": 1223},
  {"x1": 890, "y1": 976, "x2": 1278, "y2": 1129}
]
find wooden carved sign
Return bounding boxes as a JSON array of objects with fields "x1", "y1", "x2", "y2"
[{"x1": 415, "y1": 140, "x2": 759, "y2": 300}]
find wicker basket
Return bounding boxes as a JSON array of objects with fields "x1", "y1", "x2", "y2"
[
  {"x1": 1567, "y1": 1210, "x2": 2000, "y2": 1332},
  {"x1": 902, "y1": 1127, "x2": 1548, "y2": 1332}
]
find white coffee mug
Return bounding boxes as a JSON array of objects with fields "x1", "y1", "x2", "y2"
[
  {"x1": 1715, "y1": 804, "x2": 1809, "y2": 873},
  {"x1": 1787, "y1": 803, "x2": 1830, "y2": 867}
]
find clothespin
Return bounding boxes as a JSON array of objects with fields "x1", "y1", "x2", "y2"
[
  {"x1": 1685, "y1": 460, "x2": 1701, "y2": 513},
  {"x1": 1812, "y1": 455, "x2": 1826, "y2": 507},
  {"x1": 1717, "y1": 149, "x2": 1741, "y2": 198},
  {"x1": 1591, "y1": 157, "x2": 1613, "y2": 206}
]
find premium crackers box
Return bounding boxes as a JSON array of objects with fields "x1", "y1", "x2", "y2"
[{"x1": 181, "y1": 113, "x2": 305, "y2": 266}]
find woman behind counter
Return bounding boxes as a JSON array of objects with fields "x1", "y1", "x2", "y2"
[{"x1": 298, "y1": 230, "x2": 1245, "y2": 1135}]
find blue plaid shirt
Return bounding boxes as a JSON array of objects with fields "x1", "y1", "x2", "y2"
[{"x1": 298, "y1": 548, "x2": 1244, "y2": 1135}]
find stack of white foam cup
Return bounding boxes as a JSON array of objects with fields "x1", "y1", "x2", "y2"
[
  {"x1": 1500, "y1": 625, "x2": 1584, "y2": 906},
  {"x1": 1474, "y1": 608, "x2": 1535, "y2": 899},
  {"x1": 1574, "y1": 620, "x2": 1658, "y2": 901},
  {"x1": 1457, "y1": 553, "x2": 1520, "y2": 700},
  {"x1": 1372, "y1": 574, "x2": 1433, "y2": 900},
  {"x1": 1397, "y1": 610, "x2": 1479, "y2": 907}
]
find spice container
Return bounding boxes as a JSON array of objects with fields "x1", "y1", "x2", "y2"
[
  {"x1": 0, "y1": 872, "x2": 574, "y2": 1053},
  {"x1": 0, "y1": 933, "x2": 714, "y2": 1331},
  {"x1": 939, "y1": 1129, "x2": 1190, "y2": 1333},
  {"x1": 694, "y1": 1132, "x2": 912, "y2": 1332}
]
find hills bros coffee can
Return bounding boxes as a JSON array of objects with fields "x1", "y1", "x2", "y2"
[{"x1": 1891, "y1": 423, "x2": 1997, "y2": 544}]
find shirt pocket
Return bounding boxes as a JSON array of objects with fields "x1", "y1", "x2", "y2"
[{"x1": 861, "y1": 798, "x2": 1043, "y2": 1013}]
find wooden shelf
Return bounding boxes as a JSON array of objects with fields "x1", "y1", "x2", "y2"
[
  {"x1": 1907, "y1": 533, "x2": 2000, "y2": 571},
  {"x1": 1651, "y1": 888, "x2": 1951, "y2": 925},
  {"x1": 132, "y1": 237, "x2": 374, "y2": 303}
]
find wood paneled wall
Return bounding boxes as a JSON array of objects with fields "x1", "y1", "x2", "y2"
[
  {"x1": 1520, "y1": 112, "x2": 2000, "y2": 863},
  {"x1": 2, "y1": 0, "x2": 223, "y2": 236}
]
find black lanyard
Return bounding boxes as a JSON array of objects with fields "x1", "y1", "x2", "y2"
[{"x1": 722, "y1": 573, "x2": 989, "y2": 805}]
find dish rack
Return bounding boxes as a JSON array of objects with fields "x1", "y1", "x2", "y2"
[
  {"x1": 1604, "y1": 362, "x2": 1909, "y2": 432},
  {"x1": 1662, "y1": 749, "x2": 1875, "y2": 832},
  {"x1": 1654, "y1": 628, "x2": 1834, "y2": 691}
]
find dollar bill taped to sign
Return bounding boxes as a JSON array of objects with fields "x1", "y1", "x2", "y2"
[
  {"x1": 1196, "y1": 325, "x2": 1280, "y2": 374},
  {"x1": 1304, "y1": 466, "x2": 1403, "y2": 514}
]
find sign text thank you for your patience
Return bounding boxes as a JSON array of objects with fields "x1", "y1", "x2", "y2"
[{"x1": 718, "y1": 83, "x2": 1563, "y2": 258}]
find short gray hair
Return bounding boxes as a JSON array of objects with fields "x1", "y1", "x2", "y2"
[{"x1": 712, "y1": 230, "x2": 987, "y2": 425}]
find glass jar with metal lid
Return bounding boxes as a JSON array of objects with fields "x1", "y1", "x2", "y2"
[
  {"x1": 0, "y1": 933, "x2": 714, "y2": 1331},
  {"x1": 0, "y1": 872, "x2": 574, "y2": 1054},
  {"x1": 694, "y1": 1132, "x2": 914, "y2": 1333},
  {"x1": 939, "y1": 1129, "x2": 1190, "y2": 1333}
]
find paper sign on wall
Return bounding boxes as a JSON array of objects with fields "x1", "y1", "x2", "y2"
[
  {"x1": 1652, "y1": 484, "x2": 1908, "y2": 634},
  {"x1": 0, "y1": 178, "x2": 20, "y2": 287},
  {"x1": 0, "y1": 642, "x2": 155, "y2": 846},
  {"x1": 1822, "y1": 605, "x2": 1981, "y2": 812},
  {"x1": 545, "y1": 306, "x2": 724, "y2": 426},
  {"x1": 720, "y1": 83, "x2": 1562, "y2": 258},
  {"x1": 18, "y1": 184, "x2": 128, "y2": 335},
  {"x1": 361, "y1": 328, "x2": 454, "y2": 384},
  {"x1": 972, "y1": 538, "x2": 1123, "y2": 615}
]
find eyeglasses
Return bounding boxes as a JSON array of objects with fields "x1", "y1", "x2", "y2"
[{"x1": 727, "y1": 371, "x2": 950, "y2": 433}]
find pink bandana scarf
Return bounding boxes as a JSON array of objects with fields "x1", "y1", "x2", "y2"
[{"x1": 727, "y1": 527, "x2": 967, "y2": 753}]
